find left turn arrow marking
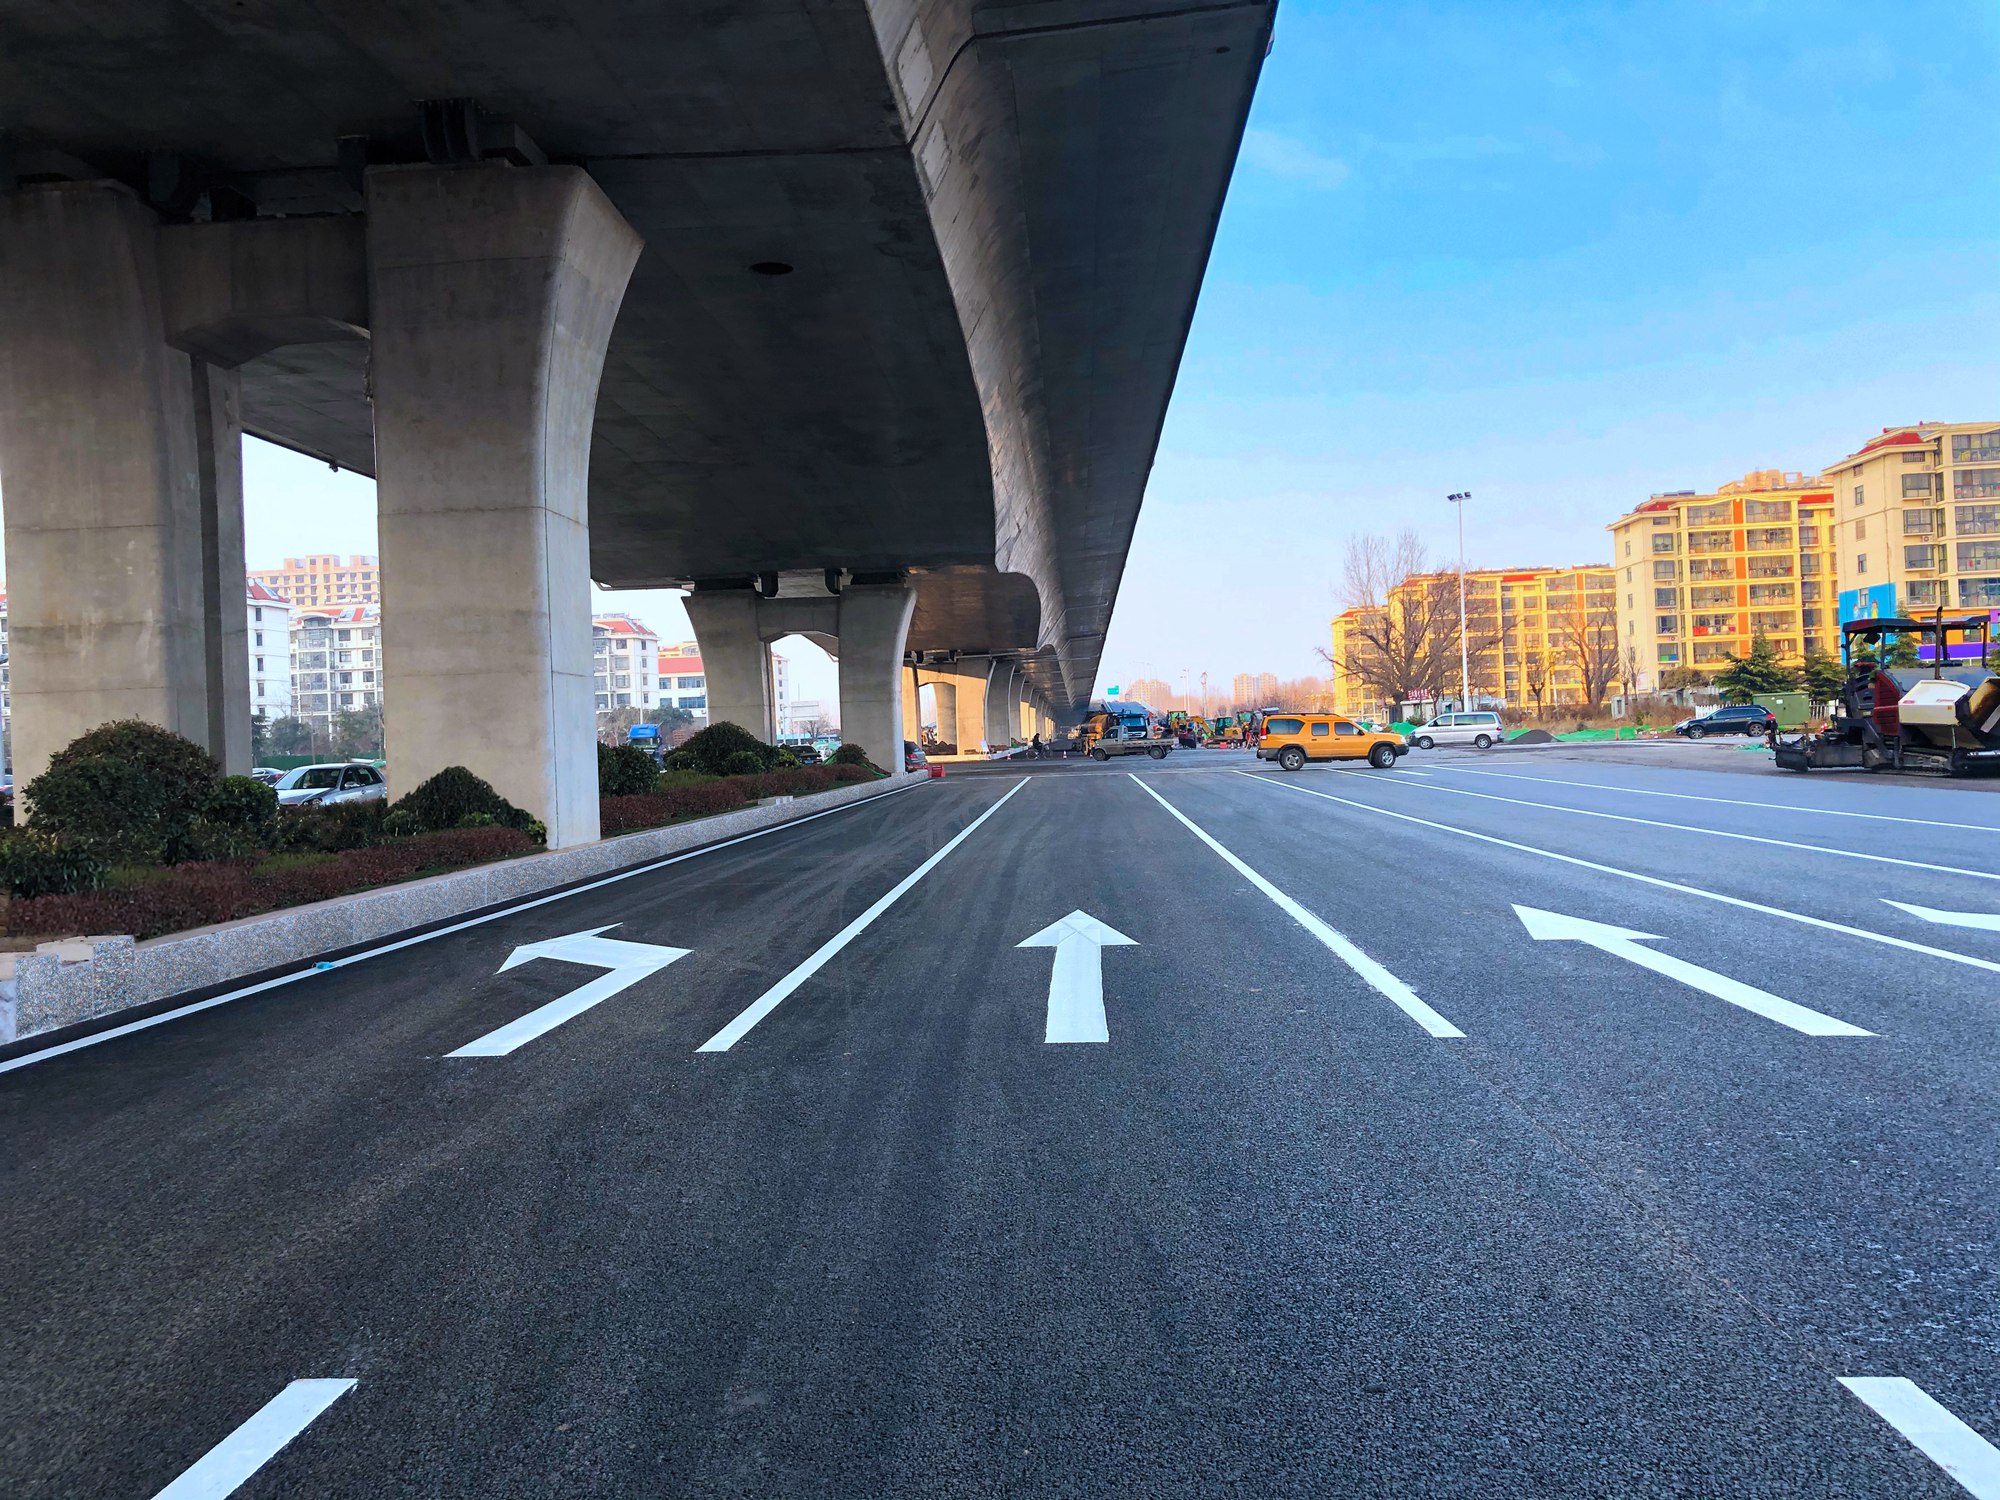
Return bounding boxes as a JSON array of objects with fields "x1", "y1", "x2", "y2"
[{"x1": 448, "y1": 925, "x2": 691, "y2": 1057}]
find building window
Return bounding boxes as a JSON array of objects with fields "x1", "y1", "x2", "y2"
[
  {"x1": 1692, "y1": 612, "x2": 1736, "y2": 634},
  {"x1": 1652, "y1": 560, "x2": 1678, "y2": 581},
  {"x1": 1624, "y1": 539, "x2": 1632, "y2": 557},
  {"x1": 1905, "y1": 580, "x2": 1943, "y2": 607},
  {"x1": 1745, "y1": 527, "x2": 1791, "y2": 550},
  {"x1": 1653, "y1": 587, "x2": 1679, "y2": 608},
  {"x1": 1959, "y1": 578, "x2": 2000, "y2": 607},
  {"x1": 1854, "y1": 518, "x2": 1866, "y2": 540},
  {"x1": 1656, "y1": 644, "x2": 1680, "y2": 664},
  {"x1": 1902, "y1": 473, "x2": 1934, "y2": 497},
  {"x1": 1957, "y1": 469, "x2": 2000, "y2": 500},
  {"x1": 255, "y1": 657, "x2": 264, "y2": 673},
  {"x1": 1956, "y1": 504, "x2": 2000, "y2": 536},
  {"x1": 1951, "y1": 432, "x2": 2000, "y2": 464},
  {"x1": 1655, "y1": 615, "x2": 1678, "y2": 634},
  {"x1": 1903, "y1": 508, "x2": 1943, "y2": 535},
  {"x1": 1856, "y1": 554, "x2": 1868, "y2": 576},
  {"x1": 256, "y1": 683, "x2": 265, "y2": 699},
  {"x1": 1799, "y1": 525, "x2": 1820, "y2": 547},
  {"x1": 1693, "y1": 642, "x2": 1733, "y2": 663},
  {"x1": 1690, "y1": 586, "x2": 1735, "y2": 608},
  {"x1": 1688, "y1": 529, "x2": 1733, "y2": 553},
  {"x1": 1650, "y1": 534, "x2": 1678, "y2": 555},
  {"x1": 1852, "y1": 485, "x2": 1864, "y2": 507},
  {"x1": 1687, "y1": 502, "x2": 1731, "y2": 525},
  {"x1": 1957, "y1": 541, "x2": 2000, "y2": 572},
  {"x1": 1801, "y1": 581, "x2": 1821, "y2": 602},
  {"x1": 1743, "y1": 500, "x2": 1790, "y2": 522},
  {"x1": 1801, "y1": 555, "x2": 1821, "y2": 575},
  {"x1": 1801, "y1": 609, "x2": 1821, "y2": 628},
  {"x1": 1906, "y1": 545, "x2": 1944, "y2": 572}
]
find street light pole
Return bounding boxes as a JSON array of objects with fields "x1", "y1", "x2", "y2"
[{"x1": 1448, "y1": 491, "x2": 1472, "y2": 711}]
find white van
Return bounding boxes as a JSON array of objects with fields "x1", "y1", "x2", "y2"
[{"x1": 1407, "y1": 711, "x2": 1504, "y2": 750}]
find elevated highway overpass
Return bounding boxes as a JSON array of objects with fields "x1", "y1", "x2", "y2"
[{"x1": 0, "y1": 0, "x2": 1272, "y2": 842}]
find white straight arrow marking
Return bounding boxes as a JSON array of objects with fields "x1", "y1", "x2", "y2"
[
  {"x1": 448, "y1": 925, "x2": 690, "y2": 1057},
  {"x1": 1513, "y1": 904, "x2": 1871, "y2": 1037},
  {"x1": 1885, "y1": 900, "x2": 2000, "y2": 933},
  {"x1": 150, "y1": 1378, "x2": 355, "y2": 1499},
  {"x1": 1017, "y1": 910, "x2": 1136, "y2": 1044},
  {"x1": 1841, "y1": 1377, "x2": 2000, "y2": 1499}
]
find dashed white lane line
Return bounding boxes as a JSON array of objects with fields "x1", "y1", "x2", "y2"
[
  {"x1": 1128, "y1": 774, "x2": 1463, "y2": 1038},
  {"x1": 1240, "y1": 771, "x2": 2000, "y2": 981},
  {"x1": 1429, "y1": 762, "x2": 2000, "y2": 834},
  {"x1": 698, "y1": 777, "x2": 1031, "y2": 1052},
  {"x1": 1841, "y1": 1377, "x2": 2000, "y2": 1499},
  {"x1": 149, "y1": 1378, "x2": 354, "y2": 1499},
  {"x1": 1312, "y1": 767, "x2": 2000, "y2": 884},
  {"x1": 0, "y1": 779, "x2": 931, "y2": 1078}
]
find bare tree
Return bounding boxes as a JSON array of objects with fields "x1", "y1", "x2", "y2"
[
  {"x1": 1319, "y1": 531, "x2": 1496, "y2": 714},
  {"x1": 1556, "y1": 596, "x2": 1620, "y2": 710}
]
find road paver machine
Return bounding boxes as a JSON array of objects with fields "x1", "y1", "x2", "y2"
[{"x1": 1775, "y1": 610, "x2": 2000, "y2": 776}]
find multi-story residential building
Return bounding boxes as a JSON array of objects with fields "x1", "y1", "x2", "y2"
[
  {"x1": 247, "y1": 584, "x2": 293, "y2": 721},
  {"x1": 1607, "y1": 470, "x2": 1837, "y2": 692},
  {"x1": 1330, "y1": 564, "x2": 1619, "y2": 717},
  {"x1": 657, "y1": 639, "x2": 709, "y2": 716},
  {"x1": 1230, "y1": 672, "x2": 1255, "y2": 709},
  {"x1": 1822, "y1": 422, "x2": 2000, "y2": 621},
  {"x1": 592, "y1": 614, "x2": 659, "y2": 713},
  {"x1": 248, "y1": 554, "x2": 380, "y2": 611},
  {"x1": 290, "y1": 605, "x2": 382, "y2": 723}
]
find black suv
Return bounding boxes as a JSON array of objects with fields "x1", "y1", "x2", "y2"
[{"x1": 1674, "y1": 704, "x2": 1776, "y2": 739}]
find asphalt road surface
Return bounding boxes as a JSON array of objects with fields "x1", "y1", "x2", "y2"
[{"x1": 8, "y1": 747, "x2": 2000, "y2": 1497}]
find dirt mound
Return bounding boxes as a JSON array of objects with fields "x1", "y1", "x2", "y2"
[{"x1": 1509, "y1": 728, "x2": 1556, "y2": 745}]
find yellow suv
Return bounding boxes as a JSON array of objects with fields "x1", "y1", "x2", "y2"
[{"x1": 1256, "y1": 712, "x2": 1409, "y2": 772}]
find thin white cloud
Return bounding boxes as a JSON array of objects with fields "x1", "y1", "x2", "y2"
[{"x1": 1241, "y1": 128, "x2": 1352, "y2": 190}]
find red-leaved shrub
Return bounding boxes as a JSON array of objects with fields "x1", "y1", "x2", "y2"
[
  {"x1": 8, "y1": 825, "x2": 535, "y2": 941},
  {"x1": 597, "y1": 763, "x2": 876, "y2": 837}
]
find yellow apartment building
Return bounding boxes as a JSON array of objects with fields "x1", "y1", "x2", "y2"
[
  {"x1": 247, "y1": 553, "x2": 381, "y2": 610},
  {"x1": 1328, "y1": 564, "x2": 1618, "y2": 717},
  {"x1": 1821, "y1": 422, "x2": 2000, "y2": 620},
  {"x1": 1607, "y1": 471, "x2": 1838, "y2": 692}
]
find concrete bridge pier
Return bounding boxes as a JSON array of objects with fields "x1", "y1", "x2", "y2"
[
  {"x1": 684, "y1": 590, "x2": 777, "y2": 744},
  {"x1": 930, "y1": 677, "x2": 960, "y2": 748},
  {"x1": 368, "y1": 164, "x2": 641, "y2": 849},
  {"x1": 0, "y1": 181, "x2": 251, "y2": 793},
  {"x1": 983, "y1": 659, "x2": 1020, "y2": 751},
  {"x1": 835, "y1": 582, "x2": 917, "y2": 774}
]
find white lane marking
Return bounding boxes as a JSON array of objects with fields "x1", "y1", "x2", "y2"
[
  {"x1": 1018, "y1": 910, "x2": 1136, "y2": 1044},
  {"x1": 1325, "y1": 767, "x2": 2000, "y2": 884},
  {"x1": 1239, "y1": 772, "x2": 2000, "y2": 980},
  {"x1": 1128, "y1": 775, "x2": 1464, "y2": 1038},
  {"x1": 1513, "y1": 904, "x2": 1870, "y2": 1036},
  {"x1": 0, "y1": 779, "x2": 928, "y2": 1077},
  {"x1": 1431, "y1": 762, "x2": 2000, "y2": 833},
  {"x1": 150, "y1": 1378, "x2": 354, "y2": 1499},
  {"x1": 698, "y1": 778, "x2": 1031, "y2": 1052},
  {"x1": 447, "y1": 926, "x2": 690, "y2": 1057},
  {"x1": 1886, "y1": 901, "x2": 2000, "y2": 933},
  {"x1": 1841, "y1": 1376, "x2": 2000, "y2": 1498}
]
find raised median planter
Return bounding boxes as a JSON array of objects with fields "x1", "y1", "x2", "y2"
[{"x1": 0, "y1": 770, "x2": 923, "y2": 1046}]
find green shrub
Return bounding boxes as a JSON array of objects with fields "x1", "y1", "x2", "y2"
[
  {"x1": 773, "y1": 746, "x2": 802, "y2": 769},
  {"x1": 724, "y1": 749, "x2": 767, "y2": 776},
  {"x1": 660, "y1": 748, "x2": 695, "y2": 772},
  {"x1": 389, "y1": 766, "x2": 538, "y2": 837},
  {"x1": 830, "y1": 743, "x2": 874, "y2": 768},
  {"x1": 208, "y1": 774, "x2": 278, "y2": 839},
  {"x1": 0, "y1": 830, "x2": 109, "y2": 898},
  {"x1": 678, "y1": 721, "x2": 773, "y2": 776},
  {"x1": 23, "y1": 720, "x2": 221, "y2": 863},
  {"x1": 273, "y1": 800, "x2": 388, "y2": 853},
  {"x1": 597, "y1": 742, "x2": 660, "y2": 797},
  {"x1": 182, "y1": 817, "x2": 260, "y2": 862}
]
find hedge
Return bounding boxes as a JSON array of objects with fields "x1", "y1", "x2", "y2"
[
  {"x1": 6, "y1": 825, "x2": 537, "y2": 941},
  {"x1": 598, "y1": 763, "x2": 876, "y2": 836}
]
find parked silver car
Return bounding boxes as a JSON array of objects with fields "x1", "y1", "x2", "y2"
[
  {"x1": 1407, "y1": 710, "x2": 1505, "y2": 750},
  {"x1": 275, "y1": 762, "x2": 388, "y2": 808}
]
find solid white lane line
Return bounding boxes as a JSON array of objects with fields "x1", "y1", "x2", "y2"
[
  {"x1": 150, "y1": 1378, "x2": 354, "y2": 1500},
  {"x1": 1127, "y1": 775, "x2": 1463, "y2": 1038},
  {"x1": 1841, "y1": 1376, "x2": 2000, "y2": 1499},
  {"x1": 0, "y1": 779, "x2": 929, "y2": 1077},
  {"x1": 1313, "y1": 768, "x2": 2000, "y2": 884},
  {"x1": 1430, "y1": 762, "x2": 2000, "y2": 833},
  {"x1": 1239, "y1": 772, "x2": 2000, "y2": 980},
  {"x1": 698, "y1": 778, "x2": 1031, "y2": 1052}
]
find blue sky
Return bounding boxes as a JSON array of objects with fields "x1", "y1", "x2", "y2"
[{"x1": 1098, "y1": 0, "x2": 2000, "y2": 690}]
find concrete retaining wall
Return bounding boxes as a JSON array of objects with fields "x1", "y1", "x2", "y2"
[{"x1": 0, "y1": 772, "x2": 923, "y2": 1045}]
